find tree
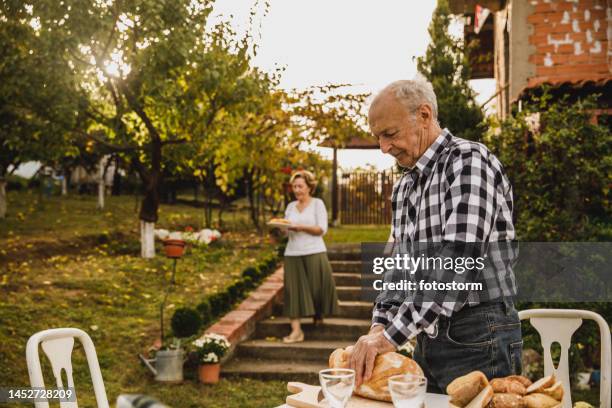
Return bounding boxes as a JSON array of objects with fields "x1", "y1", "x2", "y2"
[
  {"x1": 417, "y1": 0, "x2": 485, "y2": 142},
  {"x1": 23, "y1": 0, "x2": 266, "y2": 257},
  {"x1": 0, "y1": 4, "x2": 80, "y2": 218}
]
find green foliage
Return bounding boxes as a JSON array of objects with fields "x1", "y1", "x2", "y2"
[
  {"x1": 227, "y1": 281, "x2": 243, "y2": 300},
  {"x1": 417, "y1": 0, "x2": 485, "y2": 142},
  {"x1": 208, "y1": 292, "x2": 231, "y2": 316},
  {"x1": 170, "y1": 307, "x2": 202, "y2": 338},
  {"x1": 196, "y1": 300, "x2": 212, "y2": 326},
  {"x1": 488, "y1": 92, "x2": 611, "y2": 371},
  {"x1": 0, "y1": 4, "x2": 81, "y2": 184},
  {"x1": 242, "y1": 266, "x2": 260, "y2": 282},
  {"x1": 193, "y1": 245, "x2": 281, "y2": 327},
  {"x1": 486, "y1": 92, "x2": 611, "y2": 241}
]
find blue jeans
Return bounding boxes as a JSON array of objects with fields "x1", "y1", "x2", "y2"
[{"x1": 412, "y1": 301, "x2": 523, "y2": 394}]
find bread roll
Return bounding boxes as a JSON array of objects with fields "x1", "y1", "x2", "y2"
[
  {"x1": 523, "y1": 393, "x2": 561, "y2": 408},
  {"x1": 505, "y1": 375, "x2": 533, "y2": 388},
  {"x1": 541, "y1": 381, "x2": 564, "y2": 401},
  {"x1": 446, "y1": 371, "x2": 489, "y2": 407},
  {"x1": 526, "y1": 375, "x2": 555, "y2": 394},
  {"x1": 489, "y1": 393, "x2": 525, "y2": 408},
  {"x1": 490, "y1": 378, "x2": 527, "y2": 395},
  {"x1": 328, "y1": 346, "x2": 423, "y2": 402},
  {"x1": 464, "y1": 385, "x2": 493, "y2": 408}
]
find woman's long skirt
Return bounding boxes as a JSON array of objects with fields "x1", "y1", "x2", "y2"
[{"x1": 283, "y1": 252, "x2": 339, "y2": 319}]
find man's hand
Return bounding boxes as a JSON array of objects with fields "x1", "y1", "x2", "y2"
[{"x1": 349, "y1": 330, "x2": 395, "y2": 387}]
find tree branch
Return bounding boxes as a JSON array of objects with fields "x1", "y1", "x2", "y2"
[
  {"x1": 160, "y1": 138, "x2": 189, "y2": 147},
  {"x1": 74, "y1": 129, "x2": 142, "y2": 153}
]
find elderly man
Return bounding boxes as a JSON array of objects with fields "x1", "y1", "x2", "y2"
[{"x1": 349, "y1": 80, "x2": 521, "y2": 393}]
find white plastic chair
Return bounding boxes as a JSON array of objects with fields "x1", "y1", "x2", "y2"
[
  {"x1": 26, "y1": 328, "x2": 110, "y2": 408},
  {"x1": 519, "y1": 309, "x2": 611, "y2": 408}
]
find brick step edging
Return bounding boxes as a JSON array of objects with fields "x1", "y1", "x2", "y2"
[{"x1": 201, "y1": 267, "x2": 284, "y2": 360}]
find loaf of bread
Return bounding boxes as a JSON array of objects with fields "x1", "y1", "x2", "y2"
[{"x1": 328, "y1": 346, "x2": 423, "y2": 402}]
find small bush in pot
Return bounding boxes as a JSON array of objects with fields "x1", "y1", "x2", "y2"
[{"x1": 171, "y1": 307, "x2": 202, "y2": 339}]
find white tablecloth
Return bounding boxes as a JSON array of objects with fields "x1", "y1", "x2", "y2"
[{"x1": 278, "y1": 391, "x2": 449, "y2": 407}]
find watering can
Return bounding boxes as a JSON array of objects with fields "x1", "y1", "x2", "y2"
[{"x1": 139, "y1": 349, "x2": 185, "y2": 382}]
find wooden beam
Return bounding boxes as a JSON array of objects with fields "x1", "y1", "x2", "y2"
[
  {"x1": 448, "y1": 0, "x2": 506, "y2": 14},
  {"x1": 331, "y1": 147, "x2": 339, "y2": 226}
]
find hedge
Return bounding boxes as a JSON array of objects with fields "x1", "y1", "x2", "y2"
[{"x1": 173, "y1": 244, "x2": 284, "y2": 335}]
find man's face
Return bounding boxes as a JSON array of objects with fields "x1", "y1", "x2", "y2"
[{"x1": 369, "y1": 92, "x2": 425, "y2": 168}]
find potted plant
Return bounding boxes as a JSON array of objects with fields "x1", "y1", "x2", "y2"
[
  {"x1": 192, "y1": 333, "x2": 230, "y2": 384},
  {"x1": 163, "y1": 238, "x2": 186, "y2": 258}
]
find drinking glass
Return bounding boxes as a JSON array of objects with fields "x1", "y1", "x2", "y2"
[
  {"x1": 388, "y1": 374, "x2": 427, "y2": 408},
  {"x1": 318, "y1": 368, "x2": 355, "y2": 408}
]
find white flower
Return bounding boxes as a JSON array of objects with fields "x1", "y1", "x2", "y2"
[
  {"x1": 198, "y1": 229, "x2": 213, "y2": 245},
  {"x1": 202, "y1": 352, "x2": 219, "y2": 363},
  {"x1": 154, "y1": 229, "x2": 169, "y2": 240},
  {"x1": 168, "y1": 231, "x2": 182, "y2": 240}
]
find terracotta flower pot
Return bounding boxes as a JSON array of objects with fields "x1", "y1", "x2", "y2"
[
  {"x1": 163, "y1": 239, "x2": 186, "y2": 258},
  {"x1": 198, "y1": 363, "x2": 221, "y2": 384}
]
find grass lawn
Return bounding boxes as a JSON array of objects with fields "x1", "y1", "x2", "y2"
[
  {"x1": 325, "y1": 224, "x2": 390, "y2": 244},
  {"x1": 0, "y1": 191, "x2": 287, "y2": 407}
]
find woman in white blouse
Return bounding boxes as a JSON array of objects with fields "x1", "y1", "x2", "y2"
[{"x1": 281, "y1": 170, "x2": 339, "y2": 343}]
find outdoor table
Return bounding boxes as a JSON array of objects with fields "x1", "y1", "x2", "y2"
[{"x1": 278, "y1": 381, "x2": 450, "y2": 407}]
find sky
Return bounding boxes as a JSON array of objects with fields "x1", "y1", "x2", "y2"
[{"x1": 211, "y1": 0, "x2": 496, "y2": 170}]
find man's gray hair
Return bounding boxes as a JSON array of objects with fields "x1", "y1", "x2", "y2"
[{"x1": 378, "y1": 78, "x2": 438, "y2": 120}]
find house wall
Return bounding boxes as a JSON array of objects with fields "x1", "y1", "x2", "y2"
[{"x1": 522, "y1": 0, "x2": 610, "y2": 90}]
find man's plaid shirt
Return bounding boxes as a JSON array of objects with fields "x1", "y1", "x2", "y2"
[{"x1": 372, "y1": 129, "x2": 516, "y2": 347}]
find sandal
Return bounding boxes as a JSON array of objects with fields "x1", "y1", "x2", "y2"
[{"x1": 282, "y1": 330, "x2": 304, "y2": 344}]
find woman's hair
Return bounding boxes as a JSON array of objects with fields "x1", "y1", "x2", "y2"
[{"x1": 290, "y1": 170, "x2": 318, "y2": 193}]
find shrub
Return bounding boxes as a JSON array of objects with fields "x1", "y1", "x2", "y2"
[
  {"x1": 486, "y1": 92, "x2": 611, "y2": 241},
  {"x1": 242, "y1": 266, "x2": 260, "y2": 282},
  {"x1": 196, "y1": 300, "x2": 212, "y2": 325},
  {"x1": 487, "y1": 92, "x2": 611, "y2": 371},
  {"x1": 209, "y1": 292, "x2": 231, "y2": 316},
  {"x1": 227, "y1": 281, "x2": 242, "y2": 300},
  {"x1": 242, "y1": 276, "x2": 255, "y2": 290},
  {"x1": 171, "y1": 307, "x2": 202, "y2": 338}
]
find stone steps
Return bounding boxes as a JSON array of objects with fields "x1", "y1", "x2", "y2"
[
  {"x1": 222, "y1": 358, "x2": 327, "y2": 383},
  {"x1": 332, "y1": 272, "x2": 361, "y2": 286},
  {"x1": 326, "y1": 244, "x2": 361, "y2": 261},
  {"x1": 222, "y1": 245, "x2": 371, "y2": 383},
  {"x1": 336, "y1": 300, "x2": 373, "y2": 319},
  {"x1": 255, "y1": 317, "x2": 370, "y2": 341},
  {"x1": 336, "y1": 285, "x2": 363, "y2": 301},
  {"x1": 273, "y1": 300, "x2": 372, "y2": 320},
  {"x1": 235, "y1": 339, "x2": 353, "y2": 361},
  {"x1": 329, "y1": 260, "x2": 361, "y2": 273}
]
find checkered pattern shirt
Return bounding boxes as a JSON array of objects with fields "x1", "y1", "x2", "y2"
[{"x1": 372, "y1": 129, "x2": 516, "y2": 347}]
